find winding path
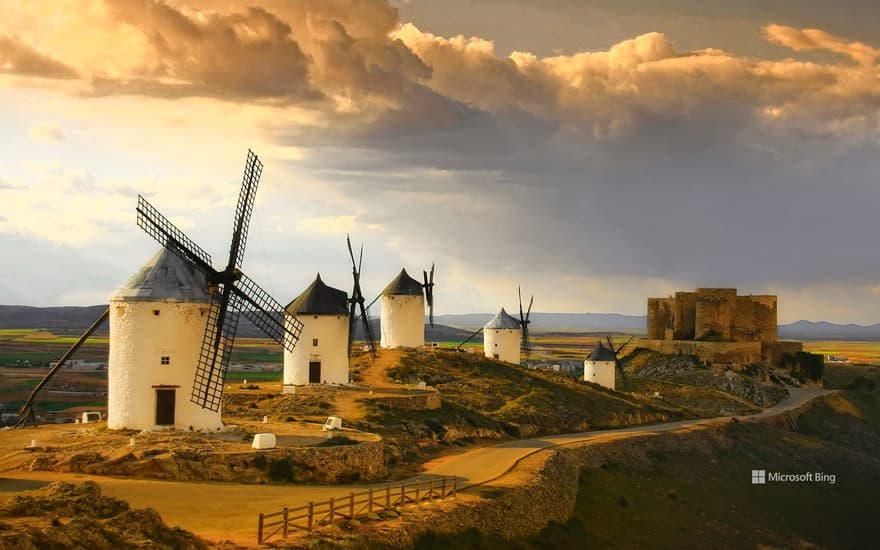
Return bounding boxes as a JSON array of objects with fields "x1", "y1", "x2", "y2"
[{"x1": 0, "y1": 387, "x2": 827, "y2": 544}]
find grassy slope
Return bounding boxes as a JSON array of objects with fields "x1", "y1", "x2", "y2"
[
  {"x1": 351, "y1": 349, "x2": 684, "y2": 472},
  {"x1": 411, "y1": 380, "x2": 880, "y2": 550}
]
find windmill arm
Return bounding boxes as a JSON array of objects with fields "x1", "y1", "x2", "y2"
[
  {"x1": 457, "y1": 326, "x2": 483, "y2": 350},
  {"x1": 232, "y1": 274, "x2": 303, "y2": 352},
  {"x1": 136, "y1": 195, "x2": 213, "y2": 272},
  {"x1": 191, "y1": 291, "x2": 240, "y2": 411},
  {"x1": 227, "y1": 150, "x2": 262, "y2": 271},
  {"x1": 15, "y1": 308, "x2": 110, "y2": 427},
  {"x1": 357, "y1": 299, "x2": 377, "y2": 359}
]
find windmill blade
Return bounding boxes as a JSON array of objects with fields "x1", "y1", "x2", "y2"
[
  {"x1": 606, "y1": 335, "x2": 615, "y2": 353},
  {"x1": 617, "y1": 336, "x2": 635, "y2": 355},
  {"x1": 522, "y1": 324, "x2": 532, "y2": 359},
  {"x1": 347, "y1": 298, "x2": 358, "y2": 357},
  {"x1": 227, "y1": 149, "x2": 263, "y2": 271},
  {"x1": 15, "y1": 308, "x2": 110, "y2": 427},
  {"x1": 234, "y1": 273, "x2": 303, "y2": 350},
  {"x1": 357, "y1": 299, "x2": 377, "y2": 359},
  {"x1": 354, "y1": 294, "x2": 381, "y2": 323},
  {"x1": 518, "y1": 286, "x2": 525, "y2": 322},
  {"x1": 136, "y1": 195, "x2": 214, "y2": 272},
  {"x1": 526, "y1": 294, "x2": 534, "y2": 321},
  {"x1": 232, "y1": 273, "x2": 303, "y2": 352},
  {"x1": 423, "y1": 263, "x2": 435, "y2": 327},
  {"x1": 456, "y1": 326, "x2": 483, "y2": 350},
  {"x1": 191, "y1": 290, "x2": 240, "y2": 411}
]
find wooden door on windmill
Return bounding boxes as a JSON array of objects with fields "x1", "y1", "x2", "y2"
[
  {"x1": 155, "y1": 389, "x2": 176, "y2": 425},
  {"x1": 309, "y1": 361, "x2": 322, "y2": 384}
]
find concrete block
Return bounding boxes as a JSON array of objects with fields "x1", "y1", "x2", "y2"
[{"x1": 252, "y1": 433, "x2": 277, "y2": 450}]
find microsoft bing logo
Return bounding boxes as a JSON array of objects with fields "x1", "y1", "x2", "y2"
[{"x1": 751, "y1": 470, "x2": 766, "y2": 485}]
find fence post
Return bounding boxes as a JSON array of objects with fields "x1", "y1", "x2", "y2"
[
  {"x1": 350, "y1": 492, "x2": 355, "y2": 519},
  {"x1": 257, "y1": 513, "x2": 264, "y2": 545},
  {"x1": 330, "y1": 497, "x2": 335, "y2": 524},
  {"x1": 416, "y1": 480, "x2": 421, "y2": 505},
  {"x1": 400, "y1": 482, "x2": 406, "y2": 506},
  {"x1": 386, "y1": 484, "x2": 391, "y2": 509},
  {"x1": 282, "y1": 507, "x2": 289, "y2": 539},
  {"x1": 452, "y1": 477, "x2": 457, "y2": 498},
  {"x1": 368, "y1": 488, "x2": 374, "y2": 513},
  {"x1": 442, "y1": 477, "x2": 447, "y2": 499},
  {"x1": 308, "y1": 502, "x2": 314, "y2": 532},
  {"x1": 429, "y1": 479, "x2": 434, "y2": 501}
]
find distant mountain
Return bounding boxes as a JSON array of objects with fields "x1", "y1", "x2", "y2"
[
  {"x1": 433, "y1": 312, "x2": 647, "y2": 333},
  {"x1": 778, "y1": 320, "x2": 880, "y2": 341},
  {"x1": 0, "y1": 305, "x2": 110, "y2": 332},
  {"x1": 4, "y1": 305, "x2": 880, "y2": 341}
]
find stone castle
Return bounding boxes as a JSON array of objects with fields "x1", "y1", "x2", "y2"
[{"x1": 645, "y1": 288, "x2": 801, "y2": 365}]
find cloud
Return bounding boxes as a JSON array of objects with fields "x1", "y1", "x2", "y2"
[
  {"x1": 0, "y1": 34, "x2": 78, "y2": 79},
  {"x1": 27, "y1": 123, "x2": 65, "y2": 143},
  {"x1": 765, "y1": 24, "x2": 880, "y2": 66}
]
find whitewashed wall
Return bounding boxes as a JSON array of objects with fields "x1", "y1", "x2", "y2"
[
  {"x1": 108, "y1": 300, "x2": 222, "y2": 431},
  {"x1": 380, "y1": 294, "x2": 425, "y2": 348},
  {"x1": 584, "y1": 360, "x2": 616, "y2": 390},
  {"x1": 283, "y1": 314, "x2": 350, "y2": 385},
  {"x1": 484, "y1": 328, "x2": 521, "y2": 364}
]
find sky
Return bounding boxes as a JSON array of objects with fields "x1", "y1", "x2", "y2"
[{"x1": 1, "y1": 0, "x2": 879, "y2": 324}]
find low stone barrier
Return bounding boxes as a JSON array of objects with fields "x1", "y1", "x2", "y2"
[
  {"x1": 364, "y1": 391, "x2": 441, "y2": 411},
  {"x1": 28, "y1": 437, "x2": 387, "y2": 484}
]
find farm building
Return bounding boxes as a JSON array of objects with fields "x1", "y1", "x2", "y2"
[
  {"x1": 283, "y1": 274, "x2": 350, "y2": 386},
  {"x1": 380, "y1": 268, "x2": 425, "y2": 349},
  {"x1": 107, "y1": 248, "x2": 221, "y2": 431},
  {"x1": 483, "y1": 308, "x2": 522, "y2": 364},
  {"x1": 584, "y1": 342, "x2": 617, "y2": 390}
]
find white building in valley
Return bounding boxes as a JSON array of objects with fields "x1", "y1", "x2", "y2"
[
  {"x1": 107, "y1": 249, "x2": 221, "y2": 431},
  {"x1": 483, "y1": 308, "x2": 522, "y2": 364},
  {"x1": 380, "y1": 268, "x2": 425, "y2": 349},
  {"x1": 284, "y1": 274, "x2": 350, "y2": 386},
  {"x1": 584, "y1": 342, "x2": 617, "y2": 390}
]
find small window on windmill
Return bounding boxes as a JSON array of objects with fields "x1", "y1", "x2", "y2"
[
  {"x1": 312, "y1": 338, "x2": 319, "y2": 347},
  {"x1": 160, "y1": 356, "x2": 170, "y2": 365},
  {"x1": 153, "y1": 309, "x2": 160, "y2": 316}
]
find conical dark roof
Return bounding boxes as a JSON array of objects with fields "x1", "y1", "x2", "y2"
[
  {"x1": 110, "y1": 248, "x2": 211, "y2": 303},
  {"x1": 484, "y1": 308, "x2": 521, "y2": 329},
  {"x1": 587, "y1": 342, "x2": 618, "y2": 362},
  {"x1": 381, "y1": 268, "x2": 423, "y2": 296},
  {"x1": 286, "y1": 273, "x2": 349, "y2": 315}
]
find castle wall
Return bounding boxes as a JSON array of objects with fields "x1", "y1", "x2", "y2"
[
  {"x1": 762, "y1": 341, "x2": 802, "y2": 366},
  {"x1": 647, "y1": 298, "x2": 673, "y2": 340},
  {"x1": 694, "y1": 288, "x2": 736, "y2": 340},
  {"x1": 643, "y1": 339, "x2": 763, "y2": 364},
  {"x1": 672, "y1": 292, "x2": 696, "y2": 340},
  {"x1": 751, "y1": 295, "x2": 778, "y2": 343}
]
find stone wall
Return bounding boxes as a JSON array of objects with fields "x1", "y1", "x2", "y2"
[
  {"x1": 695, "y1": 288, "x2": 736, "y2": 340},
  {"x1": 364, "y1": 391, "x2": 441, "y2": 411},
  {"x1": 642, "y1": 339, "x2": 763, "y2": 364},
  {"x1": 762, "y1": 341, "x2": 804, "y2": 366},
  {"x1": 29, "y1": 437, "x2": 387, "y2": 484},
  {"x1": 672, "y1": 291, "x2": 696, "y2": 340},
  {"x1": 647, "y1": 298, "x2": 673, "y2": 339}
]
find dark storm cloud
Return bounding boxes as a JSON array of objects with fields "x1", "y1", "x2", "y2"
[{"x1": 0, "y1": 35, "x2": 78, "y2": 79}]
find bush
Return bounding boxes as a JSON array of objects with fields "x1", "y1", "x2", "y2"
[{"x1": 317, "y1": 435, "x2": 359, "y2": 447}]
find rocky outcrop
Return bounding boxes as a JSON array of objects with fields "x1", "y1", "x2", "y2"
[{"x1": 0, "y1": 481, "x2": 206, "y2": 550}]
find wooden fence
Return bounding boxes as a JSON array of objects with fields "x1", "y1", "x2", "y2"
[{"x1": 257, "y1": 476, "x2": 457, "y2": 544}]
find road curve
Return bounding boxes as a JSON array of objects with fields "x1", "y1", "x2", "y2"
[{"x1": 0, "y1": 387, "x2": 828, "y2": 544}]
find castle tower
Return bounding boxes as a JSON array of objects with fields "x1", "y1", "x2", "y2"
[
  {"x1": 284, "y1": 274, "x2": 350, "y2": 385},
  {"x1": 380, "y1": 268, "x2": 425, "y2": 349},
  {"x1": 483, "y1": 308, "x2": 522, "y2": 364},
  {"x1": 584, "y1": 342, "x2": 617, "y2": 390},
  {"x1": 107, "y1": 248, "x2": 221, "y2": 431}
]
